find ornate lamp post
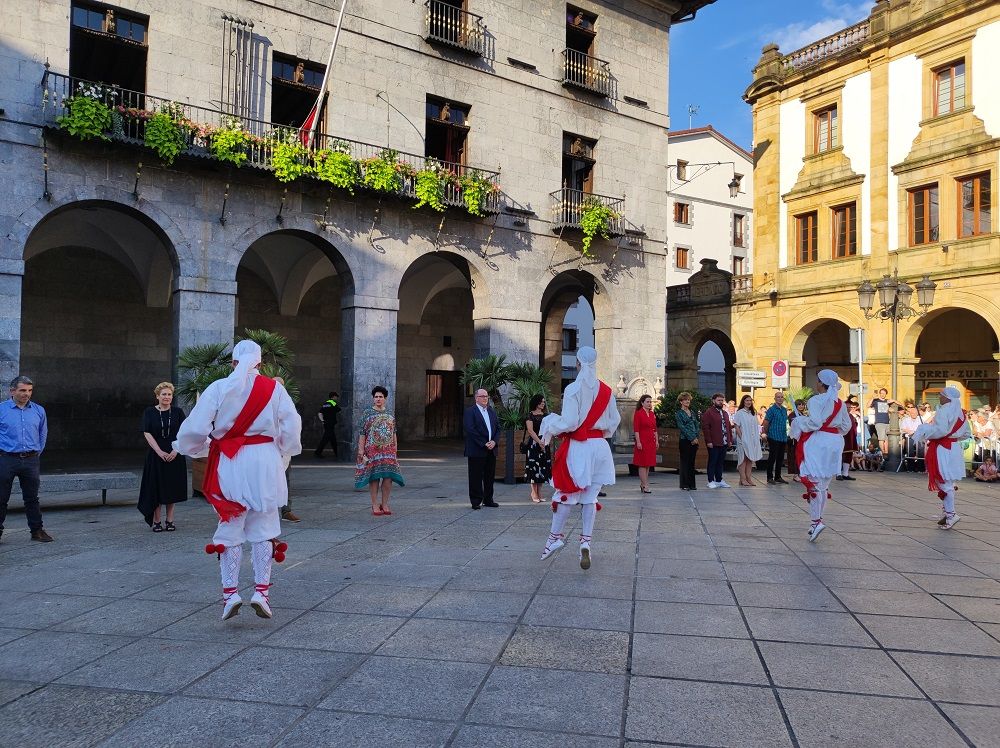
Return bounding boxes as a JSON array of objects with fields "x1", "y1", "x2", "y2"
[{"x1": 856, "y1": 271, "x2": 937, "y2": 471}]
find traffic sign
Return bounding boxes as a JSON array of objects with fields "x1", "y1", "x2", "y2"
[
  {"x1": 771, "y1": 360, "x2": 789, "y2": 388},
  {"x1": 737, "y1": 369, "x2": 767, "y2": 387}
]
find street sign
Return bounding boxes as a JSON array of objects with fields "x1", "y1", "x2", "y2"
[
  {"x1": 737, "y1": 369, "x2": 767, "y2": 387},
  {"x1": 850, "y1": 328, "x2": 866, "y2": 364},
  {"x1": 771, "y1": 360, "x2": 789, "y2": 388},
  {"x1": 849, "y1": 383, "x2": 870, "y2": 396}
]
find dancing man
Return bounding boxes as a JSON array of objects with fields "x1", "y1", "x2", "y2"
[
  {"x1": 912, "y1": 386, "x2": 971, "y2": 530},
  {"x1": 539, "y1": 346, "x2": 620, "y2": 569},
  {"x1": 790, "y1": 370, "x2": 852, "y2": 542},
  {"x1": 175, "y1": 340, "x2": 302, "y2": 620}
]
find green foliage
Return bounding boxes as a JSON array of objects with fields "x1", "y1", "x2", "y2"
[
  {"x1": 413, "y1": 164, "x2": 451, "y2": 212},
  {"x1": 462, "y1": 356, "x2": 554, "y2": 431},
  {"x1": 271, "y1": 133, "x2": 313, "y2": 182},
  {"x1": 211, "y1": 121, "x2": 251, "y2": 166},
  {"x1": 460, "y1": 354, "x2": 512, "y2": 411},
  {"x1": 314, "y1": 143, "x2": 360, "y2": 193},
  {"x1": 655, "y1": 389, "x2": 713, "y2": 428},
  {"x1": 362, "y1": 149, "x2": 406, "y2": 194},
  {"x1": 787, "y1": 386, "x2": 814, "y2": 406},
  {"x1": 57, "y1": 94, "x2": 112, "y2": 141},
  {"x1": 579, "y1": 198, "x2": 619, "y2": 257},
  {"x1": 144, "y1": 108, "x2": 187, "y2": 165},
  {"x1": 459, "y1": 170, "x2": 496, "y2": 217}
]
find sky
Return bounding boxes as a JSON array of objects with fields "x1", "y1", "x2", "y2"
[{"x1": 669, "y1": 0, "x2": 873, "y2": 149}]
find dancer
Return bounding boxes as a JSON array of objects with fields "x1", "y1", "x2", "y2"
[
  {"x1": 790, "y1": 370, "x2": 852, "y2": 542},
  {"x1": 539, "y1": 346, "x2": 620, "y2": 570},
  {"x1": 175, "y1": 340, "x2": 302, "y2": 620},
  {"x1": 912, "y1": 387, "x2": 971, "y2": 529}
]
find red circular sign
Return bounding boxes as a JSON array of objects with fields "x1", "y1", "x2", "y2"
[{"x1": 772, "y1": 361, "x2": 787, "y2": 376}]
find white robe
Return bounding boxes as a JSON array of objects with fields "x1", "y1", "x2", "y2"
[
  {"x1": 734, "y1": 409, "x2": 763, "y2": 462},
  {"x1": 540, "y1": 380, "x2": 620, "y2": 501},
  {"x1": 174, "y1": 373, "x2": 302, "y2": 513},
  {"x1": 790, "y1": 393, "x2": 852, "y2": 478},
  {"x1": 913, "y1": 402, "x2": 972, "y2": 483}
]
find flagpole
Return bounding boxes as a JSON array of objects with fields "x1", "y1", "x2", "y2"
[{"x1": 305, "y1": 0, "x2": 349, "y2": 146}]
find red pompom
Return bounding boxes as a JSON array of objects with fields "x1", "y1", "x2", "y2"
[
  {"x1": 275, "y1": 542, "x2": 288, "y2": 553},
  {"x1": 595, "y1": 502, "x2": 603, "y2": 511},
  {"x1": 204, "y1": 544, "x2": 215, "y2": 554},
  {"x1": 937, "y1": 490, "x2": 947, "y2": 500},
  {"x1": 560, "y1": 495, "x2": 568, "y2": 502},
  {"x1": 802, "y1": 493, "x2": 811, "y2": 502},
  {"x1": 826, "y1": 492, "x2": 832, "y2": 500},
  {"x1": 274, "y1": 552, "x2": 285, "y2": 563},
  {"x1": 551, "y1": 501, "x2": 558, "y2": 513},
  {"x1": 214, "y1": 544, "x2": 226, "y2": 554}
]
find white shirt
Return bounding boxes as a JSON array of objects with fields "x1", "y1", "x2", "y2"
[{"x1": 478, "y1": 405, "x2": 492, "y2": 441}]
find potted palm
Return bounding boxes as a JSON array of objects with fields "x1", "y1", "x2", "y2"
[{"x1": 654, "y1": 389, "x2": 711, "y2": 472}]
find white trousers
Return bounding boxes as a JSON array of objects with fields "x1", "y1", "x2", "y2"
[
  {"x1": 213, "y1": 507, "x2": 281, "y2": 546},
  {"x1": 939, "y1": 481, "x2": 956, "y2": 514},
  {"x1": 549, "y1": 483, "x2": 601, "y2": 544},
  {"x1": 803, "y1": 475, "x2": 832, "y2": 523}
]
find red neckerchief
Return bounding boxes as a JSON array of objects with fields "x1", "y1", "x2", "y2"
[
  {"x1": 797, "y1": 399, "x2": 843, "y2": 492},
  {"x1": 925, "y1": 415, "x2": 965, "y2": 493},
  {"x1": 552, "y1": 382, "x2": 612, "y2": 497}
]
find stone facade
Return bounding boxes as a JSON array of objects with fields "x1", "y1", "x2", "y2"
[{"x1": 0, "y1": 1, "x2": 714, "y2": 449}]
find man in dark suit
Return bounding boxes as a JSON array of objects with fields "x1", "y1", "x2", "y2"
[{"x1": 464, "y1": 388, "x2": 500, "y2": 509}]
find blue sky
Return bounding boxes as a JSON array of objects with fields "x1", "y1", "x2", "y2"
[{"x1": 669, "y1": 0, "x2": 872, "y2": 148}]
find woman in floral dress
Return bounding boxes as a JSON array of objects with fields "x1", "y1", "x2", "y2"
[
  {"x1": 524, "y1": 394, "x2": 552, "y2": 502},
  {"x1": 355, "y1": 386, "x2": 404, "y2": 515}
]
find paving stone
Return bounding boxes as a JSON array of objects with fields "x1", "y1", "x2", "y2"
[
  {"x1": 101, "y1": 695, "x2": 303, "y2": 748},
  {"x1": 732, "y1": 581, "x2": 846, "y2": 611},
  {"x1": 279, "y1": 710, "x2": 453, "y2": 747},
  {"x1": 634, "y1": 600, "x2": 748, "y2": 638},
  {"x1": 638, "y1": 542, "x2": 719, "y2": 560},
  {"x1": 152, "y1": 603, "x2": 306, "y2": 644},
  {"x1": 939, "y1": 703, "x2": 1000, "y2": 748},
  {"x1": 904, "y1": 573, "x2": 1000, "y2": 598},
  {"x1": 538, "y1": 571, "x2": 635, "y2": 600},
  {"x1": 815, "y1": 568, "x2": 921, "y2": 591},
  {"x1": 522, "y1": 594, "x2": 632, "y2": 632},
  {"x1": 857, "y1": 614, "x2": 1000, "y2": 656},
  {"x1": 778, "y1": 689, "x2": 967, "y2": 747},
  {"x1": 626, "y1": 677, "x2": 791, "y2": 746},
  {"x1": 46, "y1": 570, "x2": 175, "y2": 598},
  {"x1": 362, "y1": 562, "x2": 461, "y2": 589},
  {"x1": 186, "y1": 646, "x2": 362, "y2": 706},
  {"x1": 452, "y1": 725, "x2": 618, "y2": 748},
  {"x1": 52, "y1": 597, "x2": 203, "y2": 636},
  {"x1": 0, "y1": 631, "x2": 134, "y2": 681},
  {"x1": 831, "y1": 588, "x2": 961, "y2": 619},
  {"x1": 500, "y1": 625, "x2": 629, "y2": 673},
  {"x1": 893, "y1": 651, "x2": 1000, "y2": 706},
  {"x1": 0, "y1": 628, "x2": 31, "y2": 647},
  {"x1": 758, "y1": 641, "x2": 921, "y2": 696},
  {"x1": 0, "y1": 680, "x2": 38, "y2": 708},
  {"x1": 263, "y1": 611, "x2": 404, "y2": 653},
  {"x1": 634, "y1": 577, "x2": 735, "y2": 604},
  {"x1": 934, "y1": 594, "x2": 1000, "y2": 623},
  {"x1": 632, "y1": 632, "x2": 768, "y2": 684},
  {"x1": 129, "y1": 573, "x2": 225, "y2": 604},
  {"x1": 317, "y1": 583, "x2": 438, "y2": 616},
  {"x1": 722, "y1": 562, "x2": 818, "y2": 584},
  {"x1": 377, "y1": 617, "x2": 513, "y2": 662},
  {"x1": 742, "y1": 607, "x2": 877, "y2": 647},
  {"x1": 3, "y1": 593, "x2": 113, "y2": 629},
  {"x1": 318, "y1": 655, "x2": 489, "y2": 719},
  {"x1": 469, "y1": 666, "x2": 626, "y2": 736},
  {"x1": 416, "y1": 589, "x2": 530, "y2": 623},
  {"x1": 445, "y1": 567, "x2": 546, "y2": 594},
  {"x1": 795, "y1": 551, "x2": 894, "y2": 571}
]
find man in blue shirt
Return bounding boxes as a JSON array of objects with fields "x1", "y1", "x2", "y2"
[
  {"x1": 0, "y1": 376, "x2": 52, "y2": 542},
  {"x1": 761, "y1": 391, "x2": 790, "y2": 485}
]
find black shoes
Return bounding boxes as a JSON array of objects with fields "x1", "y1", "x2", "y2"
[
  {"x1": 483, "y1": 502, "x2": 500, "y2": 508},
  {"x1": 31, "y1": 528, "x2": 54, "y2": 542},
  {"x1": 775, "y1": 477, "x2": 788, "y2": 484}
]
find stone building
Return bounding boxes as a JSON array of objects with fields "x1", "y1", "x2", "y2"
[
  {"x1": 671, "y1": 0, "x2": 1000, "y2": 409},
  {"x1": 0, "y1": 0, "x2": 714, "y2": 450}
]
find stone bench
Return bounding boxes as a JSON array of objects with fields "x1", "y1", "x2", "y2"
[{"x1": 11, "y1": 471, "x2": 140, "y2": 506}]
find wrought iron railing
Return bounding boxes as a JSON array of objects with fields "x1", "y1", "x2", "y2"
[
  {"x1": 783, "y1": 19, "x2": 869, "y2": 70},
  {"x1": 40, "y1": 70, "x2": 500, "y2": 211},
  {"x1": 549, "y1": 188, "x2": 624, "y2": 234},
  {"x1": 424, "y1": 0, "x2": 486, "y2": 56},
  {"x1": 562, "y1": 49, "x2": 613, "y2": 98},
  {"x1": 731, "y1": 274, "x2": 753, "y2": 295}
]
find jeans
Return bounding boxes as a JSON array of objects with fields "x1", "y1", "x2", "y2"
[
  {"x1": 0, "y1": 454, "x2": 43, "y2": 532},
  {"x1": 706, "y1": 446, "x2": 726, "y2": 484},
  {"x1": 766, "y1": 439, "x2": 786, "y2": 481},
  {"x1": 678, "y1": 439, "x2": 698, "y2": 489}
]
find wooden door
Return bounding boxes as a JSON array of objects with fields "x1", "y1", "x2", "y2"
[{"x1": 425, "y1": 370, "x2": 463, "y2": 438}]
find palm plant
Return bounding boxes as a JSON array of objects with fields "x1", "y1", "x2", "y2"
[
  {"x1": 787, "y1": 386, "x2": 814, "y2": 406},
  {"x1": 460, "y1": 354, "x2": 513, "y2": 411}
]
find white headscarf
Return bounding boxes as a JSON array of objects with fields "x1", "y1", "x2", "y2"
[
  {"x1": 941, "y1": 386, "x2": 961, "y2": 402},
  {"x1": 220, "y1": 339, "x2": 262, "y2": 400},
  {"x1": 817, "y1": 369, "x2": 840, "y2": 393},
  {"x1": 575, "y1": 346, "x2": 599, "y2": 401}
]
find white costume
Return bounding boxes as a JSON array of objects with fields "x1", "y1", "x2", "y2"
[
  {"x1": 789, "y1": 369, "x2": 852, "y2": 540},
  {"x1": 734, "y1": 409, "x2": 763, "y2": 462},
  {"x1": 539, "y1": 347, "x2": 620, "y2": 569},
  {"x1": 912, "y1": 387, "x2": 971, "y2": 528},
  {"x1": 174, "y1": 340, "x2": 302, "y2": 619}
]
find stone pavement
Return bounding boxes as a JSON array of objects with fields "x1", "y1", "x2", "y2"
[{"x1": 1, "y1": 452, "x2": 999, "y2": 747}]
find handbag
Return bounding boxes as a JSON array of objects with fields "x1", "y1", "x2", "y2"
[{"x1": 519, "y1": 433, "x2": 530, "y2": 454}]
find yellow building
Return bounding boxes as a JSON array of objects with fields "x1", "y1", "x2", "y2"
[{"x1": 721, "y1": 0, "x2": 999, "y2": 410}]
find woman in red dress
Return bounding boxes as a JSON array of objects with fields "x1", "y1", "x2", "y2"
[{"x1": 633, "y1": 395, "x2": 659, "y2": 493}]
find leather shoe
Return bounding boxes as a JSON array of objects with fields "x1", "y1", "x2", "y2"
[
  {"x1": 471, "y1": 504, "x2": 481, "y2": 510},
  {"x1": 31, "y1": 528, "x2": 53, "y2": 542},
  {"x1": 775, "y1": 477, "x2": 788, "y2": 484},
  {"x1": 598, "y1": 492, "x2": 607, "y2": 497},
  {"x1": 483, "y1": 501, "x2": 500, "y2": 508}
]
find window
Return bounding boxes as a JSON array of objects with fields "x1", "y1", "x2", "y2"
[
  {"x1": 676, "y1": 159, "x2": 688, "y2": 181},
  {"x1": 813, "y1": 106, "x2": 838, "y2": 153},
  {"x1": 832, "y1": 203, "x2": 857, "y2": 257},
  {"x1": 566, "y1": 5, "x2": 597, "y2": 53},
  {"x1": 426, "y1": 97, "x2": 471, "y2": 166},
  {"x1": 957, "y1": 173, "x2": 991, "y2": 237},
  {"x1": 796, "y1": 212, "x2": 818, "y2": 264},
  {"x1": 934, "y1": 61, "x2": 966, "y2": 116},
  {"x1": 732, "y1": 256, "x2": 745, "y2": 275},
  {"x1": 676, "y1": 246, "x2": 690, "y2": 269},
  {"x1": 732, "y1": 214, "x2": 746, "y2": 247},
  {"x1": 674, "y1": 201, "x2": 691, "y2": 225},
  {"x1": 70, "y1": 2, "x2": 148, "y2": 92},
  {"x1": 562, "y1": 328, "x2": 578, "y2": 352},
  {"x1": 909, "y1": 185, "x2": 940, "y2": 245},
  {"x1": 733, "y1": 173, "x2": 744, "y2": 193},
  {"x1": 562, "y1": 132, "x2": 595, "y2": 193},
  {"x1": 270, "y1": 53, "x2": 326, "y2": 128}
]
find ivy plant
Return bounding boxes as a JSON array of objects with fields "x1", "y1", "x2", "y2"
[
  {"x1": 144, "y1": 108, "x2": 187, "y2": 165},
  {"x1": 413, "y1": 163, "x2": 451, "y2": 212},
  {"x1": 211, "y1": 120, "x2": 251, "y2": 166},
  {"x1": 362, "y1": 149, "x2": 407, "y2": 194},
  {"x1": 57, "y1": 90, "x2": 113, "y2": 141},
  {"x1": 459, "y1": 170, "x2": 496, "y2": 217},
  {"x1": 579, "y1": 198, "x2": 619, "y2": 257},
  {"x1": 271, "y1": 133, "x2": 313, "y2": 182},
  {"x1": 314, "y1": 142, "x2": 360, "y2": 193}
]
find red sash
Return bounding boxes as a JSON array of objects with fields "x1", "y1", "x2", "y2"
[
  {"x1": 796, "y1": 400, "x2": 843, "y2": 490},
  {"x1": 552, "y1": 381, "x2": 612, "y2": 496},
  {"x1": 203, "y1": 375, "x2": 277, "y2": 522},
  {"x1": 925, "y1": 416, "x2": 964, "y2": 492}
]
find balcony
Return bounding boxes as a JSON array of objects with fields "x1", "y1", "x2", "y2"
[
  {"x1": 550, "y1": 188, "x2": 624, "y2": 234},
  {"x1": 783, "y1": 19, "x2": 869, "y2": 70},
  {"x1": 40, "y1": 70, "x2": 501, "y2": 214},
  {"x1": 424, "y1": 0, "x2": 486, "y2": 57},
  {"x1": 730, "y1": 274, "x2": 753, "y2": 296},
  {"x1": 562, "y1": 49, "x2": 613, "y2": 99}
]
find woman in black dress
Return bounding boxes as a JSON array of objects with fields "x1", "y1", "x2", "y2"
[
  {"x1": 524, "y1": 394, "x2": 552, "y2": 503},
  {"x1": 139, "y1": 382, "x2": 188, "y2": 531}
]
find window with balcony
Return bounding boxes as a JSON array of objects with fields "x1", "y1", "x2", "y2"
[
  {"x1": 426, "y1": 97, "x2": 470, "y2": 167},
  {"x1": 732, "y1": 256, "x2": 745, "y2": 275},
  {"x1": 674, "y1": 201, "x2": 691, "y2": 225},
  {"x1": 732, "y1": 213, "x2": 746, "y2": 247},
  {"x1": 563, "y1": 6, "x2": 612, "y2": 97},
  {"x1": 832, "y1": 203, "x2": 857, "y2": 257},
  {"x1": 813, "y1": 106, "x2": 838, "y2": 153},
  {"x1": 425, "y1": 0, "x2": 485, "y2": 56},
  {"x1": 934, "y1": 61, "x2": 966, "y2": 116},
  {"x1": 271, "y1": 53, "x2": 325, "y2": 129},
  {"x1": 909, "y1": 184, "x2": 940, "y2": 245},
  {"x1": 70, "y1": 2, "x2": 148, "y2": 92},
  {"x1": 562, "y1": 132, "x2": 595, "y2": 194},
  {"x1": 676, "y1": 246, "x2": 690, "y2": 270},
  {"x1": 957, "y1": 173, "x2": 990, "y2": 237},
  {"x1": 796, "y1": 212, "x2": 818, "y2": 264}
]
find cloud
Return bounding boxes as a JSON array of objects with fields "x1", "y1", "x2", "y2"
[{"x1": 766, "y1": 1, "x2": 872, "y2": 53}]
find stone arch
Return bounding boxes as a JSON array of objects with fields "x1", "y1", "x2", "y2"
[
  {"x1": 785, "y1": 306, "x2": 867, "y2": 364},
  {"x1": 395, "y1": 251, "x2": 490, "y2": 326},
  {"x1": 692, "y1": 328, "x2": 738, "y2": 399},
  {"x1": 788, "y1": 317, "x2": 853, "y2": 390},
  {"x1": 539, "y1": 269, "x2": 615, "y2": 389},
  {"x1": 900, "y1": 295, "x2": 1000, "y2": 360}
]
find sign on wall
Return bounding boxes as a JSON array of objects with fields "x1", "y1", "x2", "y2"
[
  {"x1": 737, "y1": 369, "x2": 767, "y2": 387},
  {"x1": 771, "y1": 360, "x2": 789, "y2": 388}
]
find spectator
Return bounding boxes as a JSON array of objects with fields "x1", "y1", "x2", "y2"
[
  {"x1": 356, "y1": 386, "x2": 404, "y2": 515},
  {"x1": 869, "y1": 387, "x2": 895, "y2": 456},
  {"x1": 138, "y1": 381, "x2": 188, "y2": 532},
  {"x1": 0, "y1": 376, "x2": 53, "y2": 542},
  {"x1": 863, "y1": 438, "x2": 884, "y2": 472},
  {"x1": 733, "y1": 395, "x2": 762, "y2": 487},
  {"x1": 919, "y1": 402, "x2": 935, "y2": 423},
  {"x1": 524, "y1": 394, "x2": 552, "y2": 503},
  {"x1": 632, "y1": 395, "x2": 658, "y2": 494},
  {"x1": 675, "y1": 391, "x2": 700, "y2": 491},
  {"x1": 761, "y1": 391, "x2": 789, "y2": 485},
  {"x1": 975, "y1": 456, "x2": 998, "y2": 482},
  {"x1": 314, "y1": 391, "x2": 341, "y2": 458},
  {"x1": 701, "y1": 393, "x2": 734, "y2": 489}
]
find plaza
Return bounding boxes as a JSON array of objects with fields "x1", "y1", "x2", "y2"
[{"x1": 2, "y1": 453, "x2": 999, "y2": 747}]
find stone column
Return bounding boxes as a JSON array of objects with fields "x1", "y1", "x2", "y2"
[
  {"x1": 171, "y1": 277, "x2": 238, "y2": 380},
  {"x1": 341, "y1": 295, "x2": 399, "y2": 451},
  {"x1": 473, "y1": 309, "x2": 541, "y2": 364},
  {"x1": 0, "y1": 260, "x2": 24, "y2": 385}
]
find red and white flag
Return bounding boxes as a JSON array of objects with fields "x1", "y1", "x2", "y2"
[{"x1": 298, "y1": 0, "x2": 348, "y2": 148}]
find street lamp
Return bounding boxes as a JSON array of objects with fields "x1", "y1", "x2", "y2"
[{"x1": 856, "y1": 270, "x2": 937, "y2": 471}]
